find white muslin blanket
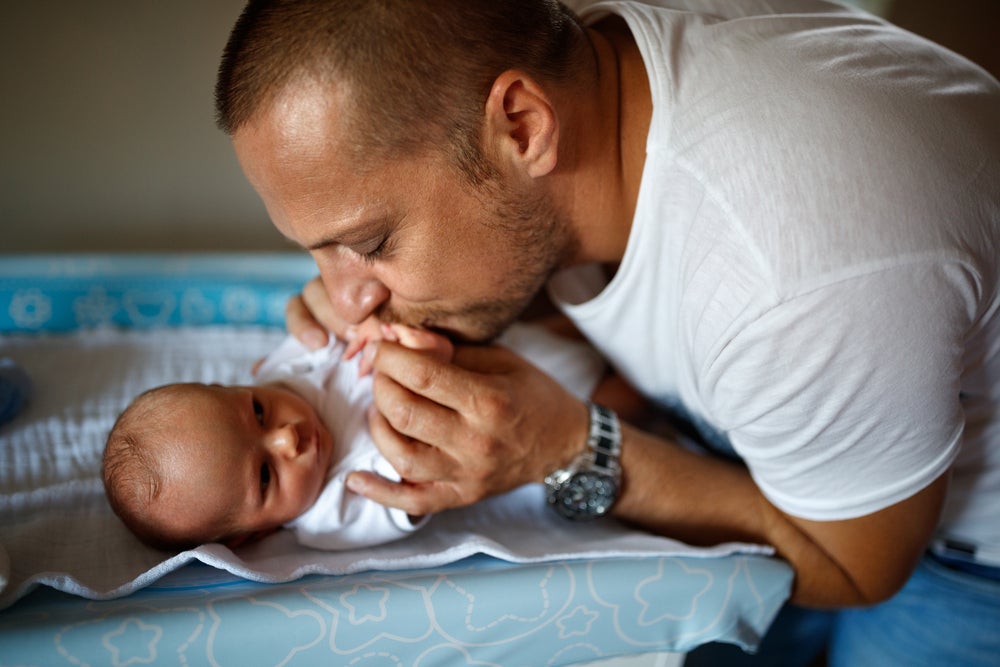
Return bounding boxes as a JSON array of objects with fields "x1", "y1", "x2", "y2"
[{"x1": 0, "y1": 326, "x2": 771, "y2": 610}]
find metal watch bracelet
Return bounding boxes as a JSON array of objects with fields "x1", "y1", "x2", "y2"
[{"x1": 544, "y1": 402, "x2": 622, "y2": 520}]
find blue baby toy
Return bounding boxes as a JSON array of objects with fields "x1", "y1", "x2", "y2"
[{"x1": 0, "y1": 358, "x2": 32, "y2": 425}]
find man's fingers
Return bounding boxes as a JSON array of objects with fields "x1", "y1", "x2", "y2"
[
  {"x1": 385, "y1": 323, "x2": 455, "y2": 363},
  {"x1": 285, "y1": 281, "x2": 330, "y2": 350},
  {"x1": 285, "y1": 293, "x2": 328, "y2": 350},
  {"x1": 345, "y1": 471, "x2": 450, "y2": 516},
  {"x1": 367, "y1": 396, "x2": 461, "y2": 481},
  {"x1": 371, "y1": 340, "x2": 514, "y2": 416},
  {"x1": 450, "y1": 343, "x2": 523, "y2": 373},
  {"x1": 287, "y1": 275, "x2": 372, "y2": 348},
  {"x1": 370, "y1": 342, "x2": 465, "y2": 410}
]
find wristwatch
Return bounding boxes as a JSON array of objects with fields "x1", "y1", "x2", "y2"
[{"x1": 545, "y1": 402, "x2": 622, "y2": 520}]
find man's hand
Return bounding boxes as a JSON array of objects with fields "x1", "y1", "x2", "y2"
[
  {"x1": 285, "y1": 276, "x2": 344, "y2": 350},
  {"x1": 345, "y1": 340, "x2": 590, "y2": 515}
]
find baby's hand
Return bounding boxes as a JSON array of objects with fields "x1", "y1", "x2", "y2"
[
  {"x1": 342, "y1": 316, "x2": 386, "y2": 362},
  {"x1": 344, "y1": 317, "x2": 453, "y2": 376}
]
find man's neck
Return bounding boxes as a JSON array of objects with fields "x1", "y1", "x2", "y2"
[{"x1": 553, "y1": 16, "x2": 651, "y2": 268}]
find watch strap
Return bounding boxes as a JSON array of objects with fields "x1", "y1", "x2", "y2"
[
  {"x1": 587, "y1": 402, "x2": 622, "y2": 476},
  {"x1": 544, "y1": 402, "x2": 623, "y2": 520}
]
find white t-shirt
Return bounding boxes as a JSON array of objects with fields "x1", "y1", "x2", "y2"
[
  {"x1": 255, "y1": 324, "x2": 607, "y2": 551},
  {"x1": 551, "y1": 1, "x2": 1000, "y2": 562}
]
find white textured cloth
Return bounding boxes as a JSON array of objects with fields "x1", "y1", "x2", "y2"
[
  {"x1": 255, "y1": 324, "x2": 609, "y2": 550},
  {"x1": 0, "y1": 325, "x2": 771, "y2": 610},
  {"x1": 254, "y1": 336, "x2": 425, "y2": 550},
  {"x1": 552, "y1": 0, "x2": 1000, "y2": 561}
]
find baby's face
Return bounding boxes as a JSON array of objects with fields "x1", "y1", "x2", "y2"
[{"x1": 152, "y1": 383, "x2": 334, "y2": 545}]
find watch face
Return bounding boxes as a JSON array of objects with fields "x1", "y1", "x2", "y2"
[{"x1": 553, "y1": 471, "x2": 618, "y2": 520}]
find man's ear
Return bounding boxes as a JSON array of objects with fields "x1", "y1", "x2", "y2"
[{"x1": 482, "y1": 70, "x2": 559, "y2": 179}]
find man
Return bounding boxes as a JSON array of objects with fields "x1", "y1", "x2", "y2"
[{"x1": 215, "y1": 1, "x2": 1000, "y2": 663}]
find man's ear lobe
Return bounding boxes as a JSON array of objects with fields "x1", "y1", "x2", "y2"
[{"x1": 483, "y1": 70, "x2": 559, "y2": 178}]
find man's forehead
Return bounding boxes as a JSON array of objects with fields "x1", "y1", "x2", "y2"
[
  {"x1": 232, "y1": 88, "x2": 385, "y2": 233},
  {"x1": 237, "y1": 75, "x2": 354, "y2": 162}
]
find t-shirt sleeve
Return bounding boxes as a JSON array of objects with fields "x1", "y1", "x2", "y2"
[{"x1": 703, "y1": 261, "x2": 973, "y2": 520}]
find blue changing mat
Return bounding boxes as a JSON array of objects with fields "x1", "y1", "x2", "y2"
[{"x1": 0, "y1": 254, "x2": 792, "y2": 665}]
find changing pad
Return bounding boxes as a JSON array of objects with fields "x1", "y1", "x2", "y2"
[{"x1": 0, "y1": 324, "x2": 773, "y2": 611}]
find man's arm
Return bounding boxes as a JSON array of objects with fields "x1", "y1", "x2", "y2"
[
  {"x1": 616, "y1": 421, "x2": 948, "y2": 607},
  {"x1": 346, "y1": 340, "x2": 948, "y2": 608}
]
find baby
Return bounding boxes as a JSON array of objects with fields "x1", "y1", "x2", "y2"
[{"x1": 102, "y1": 319, "x2": 608, "y2": 551}]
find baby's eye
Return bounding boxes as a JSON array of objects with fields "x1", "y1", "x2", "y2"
[
  {"x1": 260, "y1": 463, "x2": 271, "y2": 493},
  {"x1": 252, "y1": 398, "x2": 264, "y2": 425}
]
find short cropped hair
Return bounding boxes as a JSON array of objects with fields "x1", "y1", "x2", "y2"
[{"x1": 215, "y1": 0, "x2": 589, "y2": 181}]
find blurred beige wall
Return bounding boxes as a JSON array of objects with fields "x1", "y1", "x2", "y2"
[
  {"x1": 1, "y1": 1, "x2": 995, "y2": 253},
  {"x1": 0, "y1": 1, "x2": 282, "y2": 252}
]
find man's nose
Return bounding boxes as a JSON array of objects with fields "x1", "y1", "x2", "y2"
[{"x1": 317, "y1": 256, "x2": 390, "y2": 324}]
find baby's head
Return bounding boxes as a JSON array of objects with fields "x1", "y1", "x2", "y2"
[{"x1": 103, "y1": 381, "x2": 333, "y2": 550}]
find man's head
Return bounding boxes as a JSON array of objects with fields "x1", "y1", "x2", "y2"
[
  {"x1": 103, "y1": 382, "x2": 334, "y2": 550},
  {"x1": 216, "y1": 0, "x2": 593, "y2": 342},
  {"x1": 216, "y1": 0, "x2": 587, "y2": 178}
]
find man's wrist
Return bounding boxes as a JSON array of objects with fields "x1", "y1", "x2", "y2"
[{"x1": 544, "y1": 402, "x2": 623, "y2": 520}]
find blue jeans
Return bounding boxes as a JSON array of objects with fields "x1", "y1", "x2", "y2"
[{"x1": 684, "y1": 553, "x2": 1000, "y2": 666}]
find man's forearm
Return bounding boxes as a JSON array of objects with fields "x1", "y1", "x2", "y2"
[{"x1": 611, "y1": 423, "x2": 936, "y2": 607}]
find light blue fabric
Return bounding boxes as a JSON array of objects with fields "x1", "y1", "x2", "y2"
[
  {"x1": 685, "y1": 553, "x2": 1000, "y2": 666},
  {"x1": 0, "y1": 555, "x2": 793, "y2": 666}
]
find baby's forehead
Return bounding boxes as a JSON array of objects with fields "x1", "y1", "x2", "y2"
[
  {"x1": 146, "y1": 385, "x2": 249, "y2": 457},
  {"x1": 163, "y1": 381, "x2": 234, "y2": 400},
  {"x1": 145, "y1": 382, "x2": 247, "y2": 414},
  {"x1": 154, "y1": 428, "x2": 247, "y2": 495}
]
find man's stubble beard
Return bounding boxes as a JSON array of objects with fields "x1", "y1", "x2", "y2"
[{"x1": 379, "y1": 180, "x2": 577, "y2": 343}]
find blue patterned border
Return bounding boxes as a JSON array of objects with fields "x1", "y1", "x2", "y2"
[{"x1": 0, "y1": 254, "x2": 317, "y2": 332}]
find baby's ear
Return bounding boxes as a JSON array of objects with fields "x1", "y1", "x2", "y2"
[
  {"x1": 223, "y1": 527, "x2": 277, "y2": 549},
  {"x1": 222, "y1": 533, "x2": 253, "y2": 549},
  {"x1": 223, "y1": 533, "x2": 250, "y2": 549}
]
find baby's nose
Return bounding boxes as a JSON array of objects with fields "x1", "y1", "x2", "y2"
[{"x1": 268, "y1": 424, "x2": 301, "y2": 457}]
